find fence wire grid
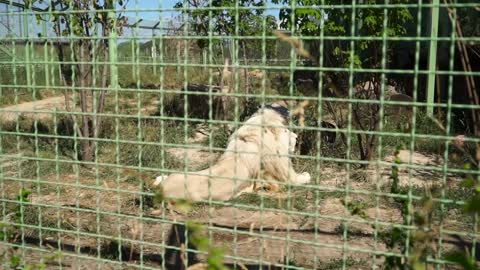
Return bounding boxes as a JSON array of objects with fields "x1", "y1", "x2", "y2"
[{"x1": 1, "y1": 0, "x2": 480, "y2": 269}]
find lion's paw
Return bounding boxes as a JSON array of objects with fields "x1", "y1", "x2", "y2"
[
  {"x1": 153, "y1": 175, "x2": 167, "y2": 186},
  {"x1": 296, "y1": 172, "x2": 311, "y2": 184}
]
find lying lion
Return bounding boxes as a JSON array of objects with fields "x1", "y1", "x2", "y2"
[{"x1": 153, "y1": 102, "x2": 311, "y2": 202}]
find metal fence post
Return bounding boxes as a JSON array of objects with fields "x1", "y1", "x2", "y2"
[
  {"x1": 426, "y1": 0, "x2": 439, "y2": 117},
  {"x1": 108, "y1": 10, "x2": 118, "y2": 89}
]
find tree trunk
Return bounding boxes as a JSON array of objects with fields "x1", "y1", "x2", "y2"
[
  {"x1": 242, "y1": 41, "x2": 249, "y2": 95},
  {"x1": 47, "y1": 0, "x2": 118, "y2": 163},
  {"x1": 216, "y1": 58, "x2": 230, "y2": 120},
  {"x1": 78, "y1": 41, "x2": 94, "y2": 162},
  {"x1": 357, "y1": 134, "x2": 366, "y2": 161},
  {"x1": 94, "y1": 29, "x2": 110, "y2": 140}
]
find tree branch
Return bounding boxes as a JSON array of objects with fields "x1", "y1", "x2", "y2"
[{"x1": 444, "y1": 0, "x2": 480, "y2": 137}]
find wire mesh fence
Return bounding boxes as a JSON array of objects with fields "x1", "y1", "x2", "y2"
[{"x1": 0, "y1": 0, "x2": 480, "y2": 269}]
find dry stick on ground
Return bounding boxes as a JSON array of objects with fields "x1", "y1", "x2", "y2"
[
  {"x1": 128, "y1": 219, "x2": 141, "y2": 261},
  {"x1": 187, "y1": 263, "x2": 208, "y2": 270}
]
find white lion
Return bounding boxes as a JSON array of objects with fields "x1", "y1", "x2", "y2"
[{"x1": 153, "y1": 103, "x2": 311, "y2": 202}]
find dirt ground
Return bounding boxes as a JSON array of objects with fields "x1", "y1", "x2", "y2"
[
  {"x1": 0, "y1": 97, "x2": 472, "y2": 269},
  {"x1": 0, "y1": 96, "x2": 67, "y2": 122}
]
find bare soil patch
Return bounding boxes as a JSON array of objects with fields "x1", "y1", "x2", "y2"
[{"x1": 0, "y1": 96, "x2": 66, "y2": 122}]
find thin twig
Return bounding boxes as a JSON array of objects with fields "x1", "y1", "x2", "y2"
[
  {"x1": 291, "y1": 100, "x2": 310, "y2": 128},
  {"x1": 273, "y1": 30, "x2": 316, "y2": 63}
]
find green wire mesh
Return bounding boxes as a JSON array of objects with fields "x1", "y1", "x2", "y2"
[{"x1": 1, "y1": 0, "x2": 480, "y2": 269}]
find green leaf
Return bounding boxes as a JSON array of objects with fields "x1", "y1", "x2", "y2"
[
  {"x1": 445, "y1": 251, "x2": 478, "y2": 270},
  {"x1": 153, "y1": 191, "x2": 165, "y2": 205},
  {"x1": 0, "y1": 223, "x2": 13, "y2": 240},
  {"x1": 461, "y1": 177, "x2": 476, "y2": 188},
  {"x1": 17, "y1": 188, "x2": 31, "y2": 202},
  {"x1": 24, "y1": 0, "x2": 31, "y2": 9},
  {"x1": 464, "y1": 194, "x2": 480, "y2": 214},
  {"x1": 207, "y1": 247, "x2": 228, "y2": 270},
  {"x1": 185, "y1": 221, "x2": 203, "y2": 232},
  {"x1": 333, "y1": 46, "x2": 342, "y2": 56},
  {"x1": 296, "y1": 8, "x2": 317, "y2": 16},
  {"x1": 169, "y1": 198, "x2": 192, "y2": 214},
  {"x1": 10, "y1": 255, "x2": 21, "y2": 268},
  {"x1": 364, "y1": 15, "x2": 378, "y2": 28},
  {"x1": 36, "y1": 263, "x2": 47, "y2": 270},
  {"x1": 35, "y1": 14, "x2": 43, "y2": 25}
]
